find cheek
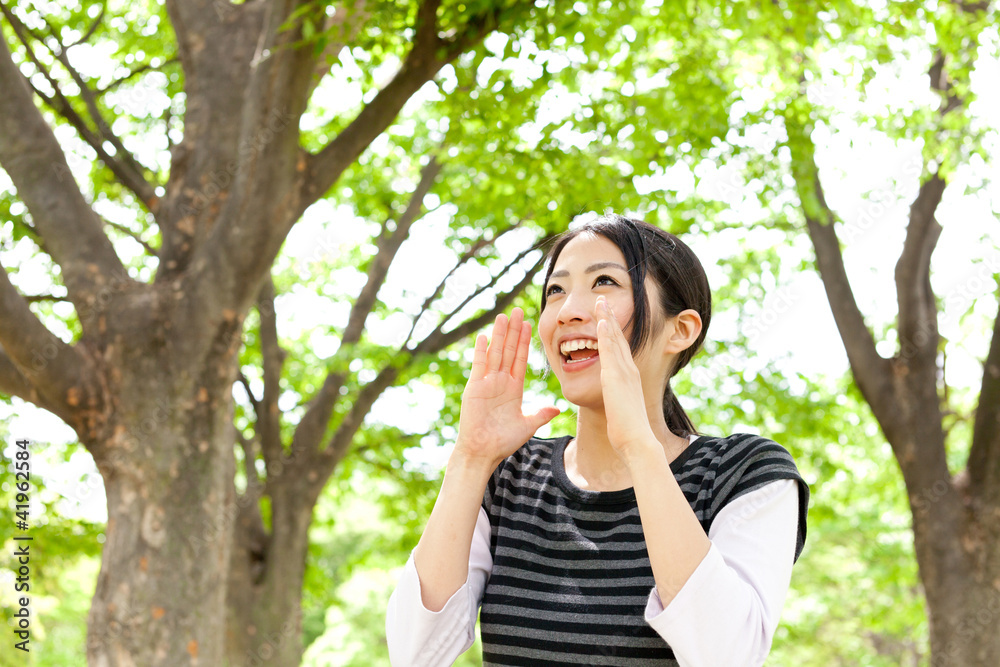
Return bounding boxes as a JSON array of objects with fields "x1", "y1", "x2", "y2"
[
  {"x1": 608, "y1": 301, "x2": 630, "y2": 325},
  {"x1": 538, "y1": 310, "x2": 554, "y2": 335},
  {"x1": 615, "y1": 308, "x2": 636, "y2": 340},
  {"x1": 538, "y1": 314, "x2": 557, "y2": 355}
]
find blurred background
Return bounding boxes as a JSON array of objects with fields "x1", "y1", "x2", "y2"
[{"x1": 1, "y1": 0, "x2": 998, "y2": 665}]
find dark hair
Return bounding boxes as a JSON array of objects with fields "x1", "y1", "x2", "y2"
[{"x1": 538, "y1": 213, "x2": 712, "y2": 438}]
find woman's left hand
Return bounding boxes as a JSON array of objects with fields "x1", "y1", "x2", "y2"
[{"x1": 596, "y1": 296, "x2": 656, "y2": 459}]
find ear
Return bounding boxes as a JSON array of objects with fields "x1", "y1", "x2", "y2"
[{"x1": 663, "y1": 309, "x2": 702, "y2": 355}]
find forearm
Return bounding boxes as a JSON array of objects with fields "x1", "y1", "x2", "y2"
[
  {"x1": 387, "y1": 507, "x2": 493, "y2": 666},
  {"x1": 643, "y1": 480, "x2": 801, "y2": 666},
  {"x1": 625, "y1": 435, "x2": 711, "y2": 606},
  {"x1": 412, "y1": 448, "x2": 496, "y2": 612}
]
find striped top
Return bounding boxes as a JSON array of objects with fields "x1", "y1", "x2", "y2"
[{"x1": 478, "y1": 432, "x2": 809, "y2": 666}]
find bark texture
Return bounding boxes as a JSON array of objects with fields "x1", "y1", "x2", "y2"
[{"x1": 0, "y1": 0, "x2": 542, "y2": 665}]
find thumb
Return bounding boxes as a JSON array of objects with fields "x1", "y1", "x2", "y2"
[{"x1": 528, "y1": 406, "x2": 562, "y2": 430}]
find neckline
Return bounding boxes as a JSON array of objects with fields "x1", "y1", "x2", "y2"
[{"x1": 548, "y1": 433, "x2": 710, "y2": 505}]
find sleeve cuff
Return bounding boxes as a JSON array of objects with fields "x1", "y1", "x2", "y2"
[{"x1": 386, "y1": 552, "x2": 476, "y2": 665}]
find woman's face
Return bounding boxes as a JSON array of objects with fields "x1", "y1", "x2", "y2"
[{"x1": 539, "y1": 232, "x2": 660, "y2": 406}]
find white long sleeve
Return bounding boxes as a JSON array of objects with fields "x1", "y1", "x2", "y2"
[
  {"x1": 386, "y1": 506, "x2": 493, "y2": 666},
  {"x1": 386, "y1": 478, "x2": 799, "y2": 667},
  {"x1": 644, "y1": 478, "x2": 800, "y2": 666}
]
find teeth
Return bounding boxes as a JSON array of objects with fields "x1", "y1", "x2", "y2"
[{"x1": 559, "y1": 339, "x2": 598, "y2": 355}]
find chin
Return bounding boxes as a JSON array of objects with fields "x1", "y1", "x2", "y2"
[{"x1": 556, "y1": 383, "x2": 604, "y2": 411}]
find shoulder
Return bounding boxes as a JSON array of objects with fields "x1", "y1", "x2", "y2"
[
  {"x1": 685, "y1": 432, "x2": 800, "y2": 479},
  {"x1": 696, "y1": 432, "x2": 810, "y2": 561},
  {"x1": 683, "y1": 432, "x2": 808, "y2": 520}
]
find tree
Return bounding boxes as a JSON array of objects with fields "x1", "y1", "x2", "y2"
[
  {"x1": 0, "y1": 0, "x2": 567, "y2": 664},
  {"x1": 778, "y1": 3, "x2": 1000, "y2": 665},
  {"x1": 2, "y1": 1, "x2": 998, "y2": 665},
  {"x1": 0, "y1": 0, "x2": 691, "y2": 664}
]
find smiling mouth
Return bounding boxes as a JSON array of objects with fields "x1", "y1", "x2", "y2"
[{"x1": 562, "y1": 349, "x2": 600, "y2": 364}]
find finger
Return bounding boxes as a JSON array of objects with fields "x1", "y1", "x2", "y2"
[
  {"x1": 500, "y1": 307, "x2": 523, "y2": 374},
  {"x1": 609, "y1": 303, "x2": 634, "y2": 359},
  {"x1": 597, "y1": 299, "x2": 624, "y2": 364},
  {"x1": 602, "y1": 298, "x2": 617, "y2": 330},
  {"x1": 510, "y1": 321, "x2": 531, "y2": 381},
  {"x1": 597, "y1": 316, "x2": 614, "y2": 361},
  {"x1": 604, "y1": 300, "x2": 626, "y2": 341},
  {"x1": 487, "y1": 313, "x2": 506, "y2": 372},
  {"x1": 471, "y1": 333, "x2": 487, "y2": 381}
]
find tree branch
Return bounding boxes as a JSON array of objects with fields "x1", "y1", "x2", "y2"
[
  {"x1": 306, "y1": 233, "x2": 556, "y2": 492},
  {"x1": 163, "y1": 0, "x2": 236, "y2": 62},
  {"x1": 893, "y1": 47, "x2": 962, "y2": 372},
  {"x1": 163, "y1": 0, "x2": 322, "y2": 334},
  {"x1": 38, "y1": 13, "x2": 159, "y2": 211},
  {"x1": 96, "y1": 57, "x2": 179, "y2": 95},
  {"x1": 0, "y1": 22, "x2": 130, "y2": 318},
  {"x1": 255, "y1": 274, "x2": 286, "y2": 468},
  {"x1": 22, "y1": 293, "x2": 71, "y2": 304},
  {"x1": 68, "y1": 0, "x2": 106, "y2": 47},
  {"x1": 179, "y1": 0, "x2": 523, "y2": 365},
  {"x1": 0, "y1": 345, "x2": 36, "y2": 403},
  {"x1": 103, "y1": 219, "x2": 159, "y2": 257},
  {"x1": 237, "y1": 369, "x2": 261, "y2": 417},
  {"x1": 784, "y1": 113, "x2": 898, "y2": 429},
  {"x1": 232, "y1": 429, "x2": 268, "y2": 587},
  {"x1": 968, "y1": 293, "x2": 1000, "y2": 504},
  {"x1": 402, "y1": 219, "x2": 526, "y2": 346},
  {"x1": 342, "y1": 156, "x2": 442, "y2": 346},
  {"x1": 886, "y1": 36, "x2": 978, "y2": 489},
  {"x1": 237, "y1": 429, "x2": 264, "y2": 508},
  {"x1": 230, "y1": 281, "x2": 284, "y2": 485},
  {"x1": 1, "y1": 4, "x2": 158, "y2": 214},
  {"x1": 0, "y1": 260, "x2": 101, "y2": 430},
  {"x1": 283, "y1": 213, "x2": 553, "y2": 496},
  {"x1": 286, "y1": 156, "x2": 443, "y2": 474},
  {"x1": 894, "y1": 174, "x2": 945, "y2": 368},
  {"x1": 301, "y1": 0, "x2": 510, "y2": 206},
  {"x1": 155, "y1": 0, "x2": 266, "y2": 278}
]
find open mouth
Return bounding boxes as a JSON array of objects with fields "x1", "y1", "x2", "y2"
[{"x1": 562, "y1": 348, "x2": 600, "y2": 365}]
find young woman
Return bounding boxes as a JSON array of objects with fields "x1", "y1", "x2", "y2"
[{"x1": 386, "y1": 214, "x2": 809, "y2": 666}]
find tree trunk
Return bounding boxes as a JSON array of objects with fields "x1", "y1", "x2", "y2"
[
  {"x1": 0, "y1": 2, "x2": 569, "y2": 665},
  {"x1": 914, "y1": 474, "x2": 1000, "y2": 666},
  {"x1": 83, "y1": 291, "x2": 242, "y2": 666},
  {"x1": 918, "y1": 528, "x2": 1000, "y2": 666},
  {"x1": 225, "y1": 474, "x2": 319, "y2": 667}
]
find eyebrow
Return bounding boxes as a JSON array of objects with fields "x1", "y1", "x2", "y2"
[{"x1": 548, "y1": 262, "x2": 628, "y2": 281}]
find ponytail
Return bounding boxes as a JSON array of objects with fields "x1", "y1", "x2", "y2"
[{"x1": 662, "y1": 382, "x2": 696, "y2": 439}]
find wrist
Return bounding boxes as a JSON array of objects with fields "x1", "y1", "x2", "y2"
[
  {"x1": 620, "y1": 430, "x2": 668, "y2": 470},
  {"x1": 446, "y1": 444, "x2": 500, "y2": 482}
]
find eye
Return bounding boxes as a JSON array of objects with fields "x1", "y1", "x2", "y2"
[{"x1": 544, "y1": 274, "x2": 619, "y2": 297}]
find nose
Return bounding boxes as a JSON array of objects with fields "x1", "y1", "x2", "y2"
[{"x1": 557, "y1": 289, "x2": 599, "y2": 326}]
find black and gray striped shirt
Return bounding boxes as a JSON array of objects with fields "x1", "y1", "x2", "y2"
[{"x1": 479, "y1": 432, "x2": 809, "y2": 666}]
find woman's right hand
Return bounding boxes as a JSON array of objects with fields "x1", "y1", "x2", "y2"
[{"x1": 454, "y1": 306, "x2": 561, "y2": 468}]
